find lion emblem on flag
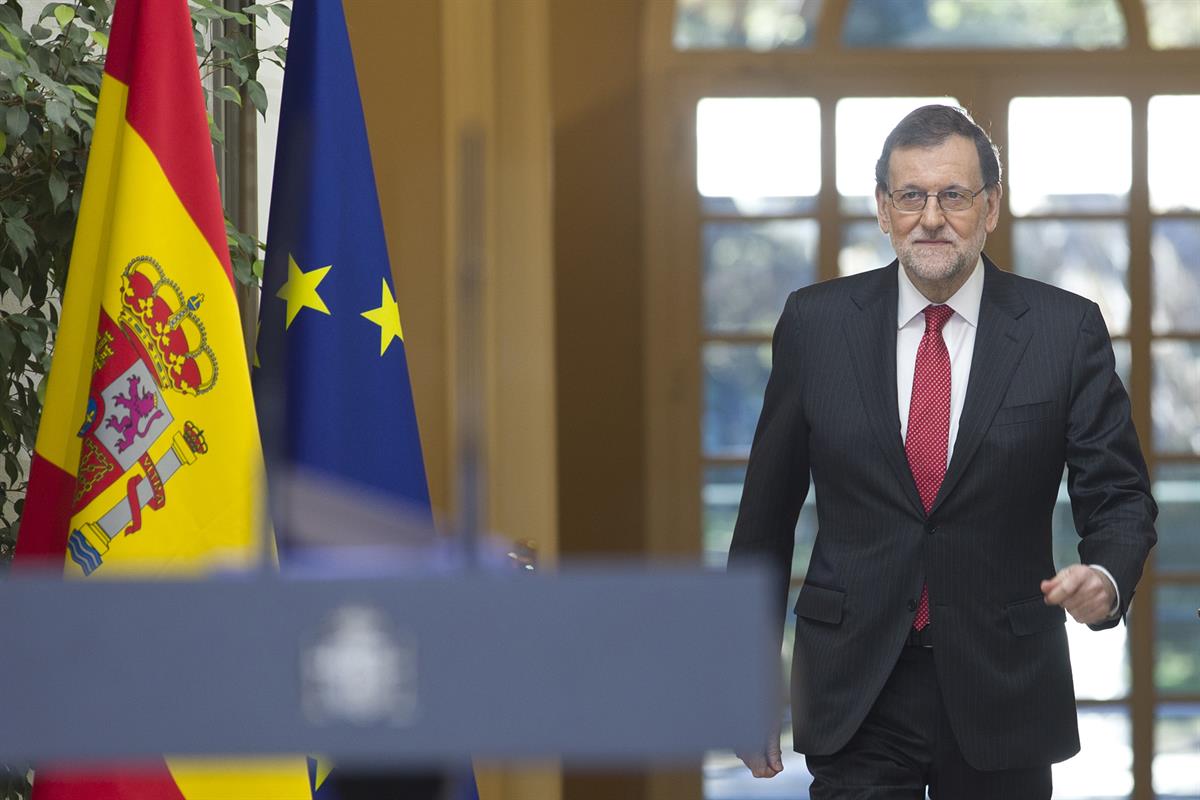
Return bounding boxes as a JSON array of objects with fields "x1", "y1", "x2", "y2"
[{"x1": 68, "y1": 255, "x2": 219, "y2": 575}]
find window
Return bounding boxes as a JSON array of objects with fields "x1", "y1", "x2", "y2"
[
  {"x1": 842, "y1": 0, "x2": 1126, "y2": 49},
  {"x1": 651, "y1": 3, "x2": 1200, "y2": 799},
  {"x1": 674, "y1": 0, "x2": 824, "y2": 51}
]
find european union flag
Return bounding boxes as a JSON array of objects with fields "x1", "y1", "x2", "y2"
[
  {"x1": 256, "y1": 2, "x2": 476, "y2": 797},
  {"x1": 257, "y1": 0, "x2": 429, "y2": 519}
]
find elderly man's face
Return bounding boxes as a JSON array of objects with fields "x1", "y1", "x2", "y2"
[{"x1": 875, "y1": 134, "x2": 1001, "y2": 289}]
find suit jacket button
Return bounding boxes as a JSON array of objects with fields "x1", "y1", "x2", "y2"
[{"x1": 925, "y1": 523, "x2": 937, "y2": 535}]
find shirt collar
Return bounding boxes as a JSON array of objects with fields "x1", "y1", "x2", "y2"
[{"x1": 897, "y1": 256, "x2": 984, "y2": 330}]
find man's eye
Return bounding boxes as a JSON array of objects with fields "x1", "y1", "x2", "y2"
[
  {"x1": 941, "y1": 191, "x2": 965, "y2": 201},
  {"x1": 899, "y1": 191, "x2": 923, "y2": 201}
]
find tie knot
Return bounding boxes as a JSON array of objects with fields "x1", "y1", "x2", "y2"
[{"x1": 923, "y1": 304, "x2": 954, "y2": 332}]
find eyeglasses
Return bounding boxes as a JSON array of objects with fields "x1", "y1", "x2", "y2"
[{"x1": 888, "y1": 186, "x2": 988, "y2": 213}]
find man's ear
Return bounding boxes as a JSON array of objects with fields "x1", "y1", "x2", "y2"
[
  {"x1": 984, "y1": 183, "x2": 1003, "y2": 234},
  {"x1": 875, "y1": 186, "x2": 891, "y2": 234}
]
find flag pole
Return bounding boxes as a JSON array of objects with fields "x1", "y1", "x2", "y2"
[{"x1": 455, "y1": 127, "x2": 486, "y2": 569}]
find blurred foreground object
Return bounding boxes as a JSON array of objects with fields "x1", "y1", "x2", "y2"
[{"x1": 0, "y1": 566, "x2": 776, "y2": 763}]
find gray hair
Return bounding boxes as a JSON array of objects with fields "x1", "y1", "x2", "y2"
[{"x1": 875, "y1": 105, "x2": 1002, "y2": 190}]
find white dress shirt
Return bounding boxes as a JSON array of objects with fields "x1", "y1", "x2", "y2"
[
  {"x1": 894, "y1": 258, "x2": 1120, "y2": 617},
  {"x1": 897, "y1": 257, "x2": 983, "y2": 454}
]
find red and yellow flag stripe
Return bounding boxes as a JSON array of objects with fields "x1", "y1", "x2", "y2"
[{"x1": 17, "y1": 0, "x2": 309, "y2": 796}]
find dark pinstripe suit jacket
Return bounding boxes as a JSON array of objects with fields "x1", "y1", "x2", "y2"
[{"x1": 728, "y1": 255, "x2": 1157, "y2": 771}]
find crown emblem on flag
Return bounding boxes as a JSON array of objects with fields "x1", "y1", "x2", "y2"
[{"x1": 118, "y1": 255, "x2": 219, "y2": 395}]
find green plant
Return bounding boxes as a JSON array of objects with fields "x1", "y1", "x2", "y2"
[{"x1": 0, "y1": 0, "x2": 288, "y2": 566}]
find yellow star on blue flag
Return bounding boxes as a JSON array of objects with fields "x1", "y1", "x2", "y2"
[
  {"x1": 360, "y1": 279, "x2": 404, "y2": 356},
  {"x1": 276, "y1": 255, "x2": 331, "y2": 328}
]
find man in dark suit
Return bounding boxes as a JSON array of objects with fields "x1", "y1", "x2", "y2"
[{"x1": 729, "y1": 105, "x2": 1156, "y2": 799}]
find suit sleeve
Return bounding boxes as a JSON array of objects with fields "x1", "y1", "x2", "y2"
[
  {"x1": 1065, "y1": 301, "x2": 1157, "y2": 630},
  {"x1": 728, "y1": 292, "x2": 811, "y2": 635}
]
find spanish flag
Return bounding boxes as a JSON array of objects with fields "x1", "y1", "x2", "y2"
[{"x1": 15, "y1": 0, "x2": 310, "y2": 796}]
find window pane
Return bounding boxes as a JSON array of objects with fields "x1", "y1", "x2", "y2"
[
  {"x1": 1052, "y1": 708, "x2": 1132, "y2": 799},
  {"x1": 836, "y1": 96, "x2": 960, "y2": 215},
  {"x1": 1155, "y1": 464, "x2": 1200, "y2": 574},
  {"x1": 1155, "y1": 704, "x2": 1200, "y2": 799},
  {"x1": 1009, "y1": 97, "x2": 1132, "y2": 216},
  {"x1": 697, "y1": 98, "x2": 821, "y2": 202},
  {"x1": 1152, "y1": 341, "x2": 1200, "y2": 455},
  {"x1": 703, "y1": 464, "x2": 816, "y2": 577},
  {"x1": 1145, "y1": 0, "x2": 1200, "y2": 49},
  {"x1": 701, "y1": 196, "x2": 817, "y2": 217},
  {"x1": 703, "y1": 343, "x2": 771, "y2": 458},
  {"x1": 704, "y1": 221, "x2": 818, "y2": 334},
  {"x1": 1153, "y1": 219, "x2": 1200, "y2": 333},
  {"x1": 1012, "y1": 220, "x2": 1130, "y2": 335},
  {"x1": 1051, "y1": 477, "x2": 1130, "y2": 700},
  {"x1": 843, "y1": 0, "x2": 1125, "y2": 49},
  {"x1": 675, "y1": 0, "x2": 822, "y2": 51},
  {"x1": 840, "y1": 220, "x2": 896, "y2": 275},
  {"x1": 1113, "y1": 340, "x2": 1132, "y2": 393},
  {"x1": 1149, "y1": 96, "x2": 1200, "y2": 212},
  {"x1": 1156, "y1": 586, "x2": 1200, "y2": 695}
]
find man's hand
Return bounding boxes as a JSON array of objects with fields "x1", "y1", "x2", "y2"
[
  {"x1": 735, "y1": 726, "x2": 783, "y2": 778},
  {"x1": 1041, "y1": 564, "x2": 1117, "y2": 625}
]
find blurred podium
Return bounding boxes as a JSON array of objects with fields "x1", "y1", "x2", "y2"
[{"x1": 0, "y1": 565, "x2": 776, "y2": 765}]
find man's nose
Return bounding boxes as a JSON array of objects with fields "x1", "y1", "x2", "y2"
[{"x1": 919, "y1": 194, "x2": 946, "y2": 228}]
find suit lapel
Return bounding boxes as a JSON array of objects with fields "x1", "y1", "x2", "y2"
[
  {"x1": 843, "y1": 262, "x2": 926, "y2": 518},
  {"x1": 929, "y1": 257, "x2": 1032, "y2": 517}
]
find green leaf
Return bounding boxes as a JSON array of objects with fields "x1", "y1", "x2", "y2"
[
  {"x1": 5, "y1": 105, "x2": 28, "y2": 137},
  {"x1": 243, "y1": 4, "x2": 269, "y2": 18},
  {"x1": 193, "y1": 0, "x2": 250, "y2": 24},
  {"x1": 245, "y1": 78, "x2": 267, "y2": 118},
  {"x1": 48, "y1": 171, "x2": 68, "y2": 208},
  {"x1": 90, "y1": 29, "x2": 109, "y2": 48},
  {"x1": 0, "y1": 24, "x2": 27, "y2": 59},
  {"x1": 3, "y1": 218, "x2": 35, "y2": 259},
  {"x1": 68, "y1": 83, "x2": 99, "y2": 103},
  {"x1": 18, "y1": 326, "x2": 41, "y2": 352},
  {"x1": 228, "y1": 56, "x2": 249, "y2": 82},
  {"x1": 45, "y1": 98, "x2": 69, "y2": 128},
  {"x1": 53, "y1": 5, "x2": 76, "y2": 27},
  {"x1": 0, "y1": 129, "x2": 6, "y2": 154},
  {"x1": 0, "y1": 326, "x2": 15, "y2": 364},
  {"x1": 251, "y1": 259, "x2": 264, "y2": 280},
  {"x1": 268, "y1": 4, "x2": 291, "y2": 25},
  {"x1": 214, "y1": 84, "x2": 242, "y2": 107},
  {"x1": 0, "y1": 269, "x2": 22, "y2": 297}
]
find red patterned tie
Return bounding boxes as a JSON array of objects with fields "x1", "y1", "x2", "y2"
[{"x1": 906, "y1": 304, "x2": 954, "y2": 631}]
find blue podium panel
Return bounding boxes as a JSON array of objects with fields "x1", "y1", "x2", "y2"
[{"x1": 0, "y1": 567, "x2": 776, "y2": 764}]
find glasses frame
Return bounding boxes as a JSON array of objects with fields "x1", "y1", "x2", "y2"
[{"x1": 887, "y1": 185, "x2": 990, "y2": 213}]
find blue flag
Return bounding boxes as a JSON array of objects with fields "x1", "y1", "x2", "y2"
[
  {"x1": 257, "y1": 0, "x2": 430, "y2": 515},
  {"x1": 256, "y1": 1, "x2": 475, "y2": 797}
]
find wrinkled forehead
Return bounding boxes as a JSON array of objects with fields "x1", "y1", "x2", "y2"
[{"x1": 885, "y1": 135, "x2": 983, "y2": 189}]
